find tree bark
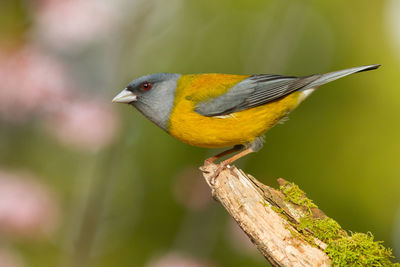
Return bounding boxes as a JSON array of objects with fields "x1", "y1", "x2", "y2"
[{"x1": 200, "y1": 163, "x2": 331, "y2": 267}]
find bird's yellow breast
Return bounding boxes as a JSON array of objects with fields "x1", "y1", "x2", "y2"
[{"x1": 167, "y1": 74, "x2": 302, "y2": 148}]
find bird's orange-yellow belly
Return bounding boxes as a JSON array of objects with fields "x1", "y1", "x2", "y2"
[{"x1": 168, "y1": 92, "x2": 302, "y2": 148}]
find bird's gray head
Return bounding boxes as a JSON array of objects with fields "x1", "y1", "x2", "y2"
[{"x1": 112, "y1": 73, "x2": 181, "y2": 130}]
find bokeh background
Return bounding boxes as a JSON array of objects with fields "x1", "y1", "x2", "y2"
[{"x1": 1, "y1": 0, "x2": 400, "y2": 266}]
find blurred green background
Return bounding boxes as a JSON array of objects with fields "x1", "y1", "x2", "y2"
[{"x1": 1, "y1": 0, "x2": 399, "y2": 266}]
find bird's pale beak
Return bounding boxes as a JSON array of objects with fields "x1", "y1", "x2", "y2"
[{"x1": 112, "y1": 88, "x2": 137, "y2": 103}]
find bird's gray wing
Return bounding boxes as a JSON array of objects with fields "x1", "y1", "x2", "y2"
[
  {"x1": 195, "y1": 74, "x2": 320, "y2": 117},
  {"x1": 195, "y1": 64, "x2": 380, "y2": 117}
]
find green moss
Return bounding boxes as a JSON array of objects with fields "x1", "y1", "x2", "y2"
[
  {"x1": 286, "y1": 224, "x2": 317, "y2": 247},
  {"x1": 279, "y1": 181, "x2": 317, "y2": 213},
  {"x1": 270, "y1": 205, "x2": 283, "y2": 214},
  {"x1": 274, "y1": 181, "x2": 399, "y2": 266},
  {"x1": 298, "y1": 216, "x2": 343, "y2": 243},
  {"x1": 325, "y1": 232, "x2": 399, "y2": 266}
]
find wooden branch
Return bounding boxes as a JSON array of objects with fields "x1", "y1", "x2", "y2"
[
  {"x1": 200, "y1": 163, "x2": 397, "y2": 267},
  {"x1": 200, "y1": 163, "x2": 330, "y2": 266}
]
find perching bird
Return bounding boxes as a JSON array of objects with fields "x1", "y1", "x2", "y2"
[{"x1": 113, "y1": 65, "x2": 380, "y2": 180}]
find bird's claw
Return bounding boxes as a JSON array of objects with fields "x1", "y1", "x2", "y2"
[
  {"x1": 200, "y1": 158, "x2": 217, "y2": 173},
  {"x1": 199, "y1": 165, "x2": 209, "y2": 173},
  {"x1": 209, "y1": 162, "x2": 229, "y2": 185}
]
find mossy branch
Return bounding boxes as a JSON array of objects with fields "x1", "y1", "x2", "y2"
[{"x1": 200, "y1": 163, "x2": 398, "y2": 267}]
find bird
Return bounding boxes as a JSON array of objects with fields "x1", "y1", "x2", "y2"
[{"x1": 113, "y1": 64, "x2": 380, "y2": 182}]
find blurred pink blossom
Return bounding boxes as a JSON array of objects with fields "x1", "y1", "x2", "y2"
[
  {"x1": 0, "y1": 249, "x2": 25, "y2": 267},
  {"x1": 146, "y1": 252, "x2": 216, "y2": 267},
  {"x1": 33, "y1": 0, "x2": 120, "y2": 51},
  {"x1": 0, "y1": 45, "x2": 71, "y2": 122},
  {"x1": 0, "y1": 170, "x2": 60, "y2": 239},
  {"x1": 44, "y1": 98, "x2": 120, "y2": 151}
]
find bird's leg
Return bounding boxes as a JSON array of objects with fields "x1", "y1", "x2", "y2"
[
  {"x1": 204, "y1": 145, "x2": 244, "y2": 165},
  {"x1": 209, "y1": 147, "x2": 255, "y2": 185},
  {"x1": 208, "y1": 137, "x2": 264, "y2": 185}
]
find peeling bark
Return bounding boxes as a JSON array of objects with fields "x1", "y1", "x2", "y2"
[{"x1": 200, "y1": 163, "x2": 331, "y2": 267}]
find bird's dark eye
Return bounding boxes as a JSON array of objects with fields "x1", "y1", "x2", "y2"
[{"x1": 141, "y1": 82, "x2": 151, "y2": 90}]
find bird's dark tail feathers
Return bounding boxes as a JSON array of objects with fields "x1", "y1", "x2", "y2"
[{"x1": 303, "y1": 64, "x2": 380, "y2": 90}]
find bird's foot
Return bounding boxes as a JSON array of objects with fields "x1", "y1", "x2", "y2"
[
  {"x1": 209, "y1": 161, "x2": 230, "y2": 185},
  {"x1": 200, "y1": 158, "x2": 216, "y2": 173},
  {"x1": 204, "y1": 158, "x2": 216, "y2": 166}
]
